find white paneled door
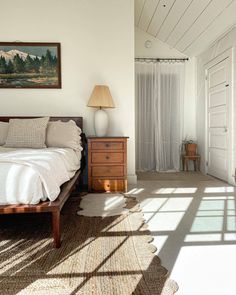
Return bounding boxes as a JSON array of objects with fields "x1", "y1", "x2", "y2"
[{"x1": 207, "y1": 58, "x2": 230, "y2": 181}]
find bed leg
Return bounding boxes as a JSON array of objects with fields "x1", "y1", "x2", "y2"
[{"x1": 52, "y1": 211, "x2": 61, "y2": 248}]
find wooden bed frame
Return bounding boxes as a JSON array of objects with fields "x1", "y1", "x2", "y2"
[{"x1": 0, "y1": 116, "x2": 85, "y2": 248}]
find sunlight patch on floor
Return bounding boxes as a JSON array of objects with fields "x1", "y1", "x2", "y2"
[
  {"x1": 130, "y1": 172, "x2": 236, "y2": 295},
  {"x1": 159, "y1": 198, "x2": 193, "y2": 212},
  {"x1": 204, "y1": 187, "x2": 234, "y2": 193},
  {"x1": 227, "y1": 216, "x2": 236, "y2": 231},
  {"x1": 154, "y1": 187, "x2": 197, "y2": 194},
  {"x1": 145, "y1": 212, "x2": 186, "y2": 231},
  {"x1": 196, "y1": 210, "x2": 223, "y2": 216},
  {"x1": 224, "y1": 233, "x2": 236, "y2": 241},
  {"x1": 126, "y1": 188, "x2": 144, "y2": 194},
  {"x1": 139, "y1": 198, "x2": 167, "y2": 211},
  {"x1": 141, "y1": 197, "x2": 193, "y2": 231},
  {"x1": 198, "y1": 199, "x2": 225, "y2": 210},
  {"x1": 151, "y1": 235, "x2": 169, "y2": 254},
  {"x1": 203, "y1": 196, "x2": 234, "y2": 200},
  {"x1": 190, "y1": 196, "x2": 236, "y2": 233},
  {"x1": 184, "y1": 233, "x2": 222, "y2": 242},
  {"x1": 171, "y1": 245, "x2": 236, "y2": 295},
  {"x1": 191, "y1": 216, "x2": 224, "y2": 232}
]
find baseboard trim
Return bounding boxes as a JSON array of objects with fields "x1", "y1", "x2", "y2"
[{"x1": 127, "y1": 174, "x2": 137, "y2": 184}]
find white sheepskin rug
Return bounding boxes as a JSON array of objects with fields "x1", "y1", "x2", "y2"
[{"x1": 77, "y1": 193, "x2": 129, "y2": 217}]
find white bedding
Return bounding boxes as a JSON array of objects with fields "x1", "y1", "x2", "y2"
[{"x1": 0, "y1": 147, "x2": 81, "y2": 205}]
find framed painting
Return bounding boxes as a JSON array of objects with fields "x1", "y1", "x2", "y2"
[{"x1": 0, "y1": 42, "x2": 61, "y2": 88}]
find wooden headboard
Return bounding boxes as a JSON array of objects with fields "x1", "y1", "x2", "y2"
[{"x1": 0, "y1": 116, "x2": 83, "y2": 130}]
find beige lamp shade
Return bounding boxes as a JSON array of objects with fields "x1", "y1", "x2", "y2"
[{"x1": 87, "y1": 85, "x2": 115, "y2": 108}]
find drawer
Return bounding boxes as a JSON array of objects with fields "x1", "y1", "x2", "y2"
[
  {"x1": 92, "y1": 179, "x2": 126, "y2": 192},
  {"x1": 91, "y1": 152, "x2": 124, "y2": 164},
  {"x1": 91, "y1": 141, "x2": 124, "y2": 150},
  {"x1": 91, "y1": 166, "x2": 124, "y2": 177}
]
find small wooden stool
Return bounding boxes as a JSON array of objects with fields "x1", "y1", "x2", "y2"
[{"x1": 182, "y1": 154, "x2": 201, "y2": 171}]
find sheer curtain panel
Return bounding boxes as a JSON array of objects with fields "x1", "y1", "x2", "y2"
[{"x1": 135, "y1": 61, "x2": 185, "y2": 172}]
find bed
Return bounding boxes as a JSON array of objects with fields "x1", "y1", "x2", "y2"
[{"x1": 0, "y1": 116, "x2": 86, "y2": 248}]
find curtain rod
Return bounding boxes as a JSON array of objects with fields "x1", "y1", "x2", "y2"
[{"x1": 135, "y1": 57, "x2": 189, "y2": 62}]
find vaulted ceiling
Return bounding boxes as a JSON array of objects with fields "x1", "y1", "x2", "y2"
[{"x1": 135, "y1": 0, "x2": 236, "y2": 56}]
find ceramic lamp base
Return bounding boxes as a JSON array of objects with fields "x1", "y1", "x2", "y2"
[{"x1": 94, "y1": 108, "x2": 108, "y2": 137}]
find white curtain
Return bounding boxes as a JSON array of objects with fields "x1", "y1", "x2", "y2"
[{"x1": 135, "y1": 60, "x2": 185, "y2": 172}]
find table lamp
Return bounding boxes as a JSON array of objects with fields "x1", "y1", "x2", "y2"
[{"x1": 87, "y1": 85, "x2": 115, "y2": 136}]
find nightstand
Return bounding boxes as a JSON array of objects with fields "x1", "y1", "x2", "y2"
[{"x1": 87, "y1": 136, "x2": 128, "y2": 192}]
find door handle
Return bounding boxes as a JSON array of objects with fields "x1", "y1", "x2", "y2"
[{"x1": 223, "y1": 126, "x2": 228, "y2": 132}]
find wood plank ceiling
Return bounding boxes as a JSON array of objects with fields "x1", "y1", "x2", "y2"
[{"x1": 135, "y1": 0, "x2": 236, "y2": 56}]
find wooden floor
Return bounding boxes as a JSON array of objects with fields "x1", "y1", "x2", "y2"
[{"x1": 127, "y1": 172, "x2": 236, "y2": 295}]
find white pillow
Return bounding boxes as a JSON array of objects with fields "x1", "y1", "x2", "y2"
[
  {"x1": 46, "y1": 120, "x2": 82, "y2": 151},
  {"x1": 0, "y1": 122, "x2": 9, "y2": 145},
  {"x1": 5, "y1": 117, "x2": 49, "y2": 148}
]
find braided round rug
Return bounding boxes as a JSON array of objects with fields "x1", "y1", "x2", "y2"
[{"x1": 0, "y1": 194, "x2": 178, "y2": 295}]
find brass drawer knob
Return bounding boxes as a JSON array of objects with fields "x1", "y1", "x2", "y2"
[
  {"x1": 106, "y1": 156, "x2": 110, "y2": 160},
  {"x1": 105, "y1": 143, "x2": 110, "y2": 147}
]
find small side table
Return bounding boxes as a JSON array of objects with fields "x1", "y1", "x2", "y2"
[
  {"x1": 87, "y1": 136, "x2": 128, "y2": 192},
  {"x1": 182, "y1": 155, "x2": 201, "y2": 171}
]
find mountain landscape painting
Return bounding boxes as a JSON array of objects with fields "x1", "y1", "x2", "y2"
[{"x1": 0, "y1": 42, "x2": 61, "y2": 88}]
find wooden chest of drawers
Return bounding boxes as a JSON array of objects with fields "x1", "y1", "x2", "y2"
[{"x1": 88, "y1": 137, "x2": 128, "y2": 192}]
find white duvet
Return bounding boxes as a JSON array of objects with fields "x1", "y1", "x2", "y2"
[{"x1": 0, "y1": 147, "x2": 81, "y2": 205}]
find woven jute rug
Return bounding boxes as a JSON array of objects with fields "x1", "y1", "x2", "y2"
[{"x1": 0, "y1": 196, "x2": 178, "y2": 295}]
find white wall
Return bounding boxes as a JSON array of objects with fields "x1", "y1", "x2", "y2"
[
  {"x1": 197, "y1": 26, "x2": 236, "y2": 180},
  {"x1": 184, "y1": 57, "x2": 197, "y2": 141},
  {"x1": 135, "y1": 28, "x2": 197, "y2": 141},
  {"x1": 0, "y1": 0, "x2": 136, "y2": 183}
]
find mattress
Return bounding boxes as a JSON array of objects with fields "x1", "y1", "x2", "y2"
[{"x1": 0, "y1": 147, "x2": 81, "y2": 205}]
